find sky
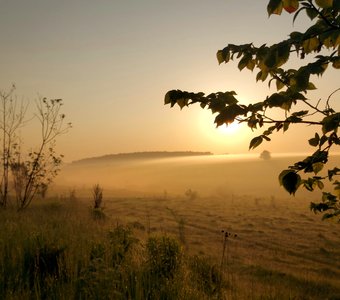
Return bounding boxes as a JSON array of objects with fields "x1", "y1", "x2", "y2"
[{"x1": 0, "y1": 0, "x2": 339, "y2": 162}]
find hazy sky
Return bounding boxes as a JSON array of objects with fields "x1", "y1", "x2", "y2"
[{"x1": 0, "y1": 0, "x2": 339, "y2": 161}]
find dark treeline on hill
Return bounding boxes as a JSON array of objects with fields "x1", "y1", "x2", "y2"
[{"x1": 71, "y1": 151, "x2": 213, "y2": 165}]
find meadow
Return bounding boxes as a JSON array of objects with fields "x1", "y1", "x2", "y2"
[{"x1": 1, "y1": 154, "x2": 340, "y2": 299}]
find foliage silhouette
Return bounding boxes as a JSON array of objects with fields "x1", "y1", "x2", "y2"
[{"x1": 165, "y1": 0, "x2": 340, "y2": 221}]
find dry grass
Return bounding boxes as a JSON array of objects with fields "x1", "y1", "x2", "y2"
[
  {"x1": 1, "y1": 193, "x2": 339, "y2": 299},
  {"x1": 101, "y1": 192, "x2": 340, "y2": 299}
]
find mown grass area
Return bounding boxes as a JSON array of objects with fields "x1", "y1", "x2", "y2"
[{"x1": 1, "y1": 194, "x2": 340, "y2": 299}]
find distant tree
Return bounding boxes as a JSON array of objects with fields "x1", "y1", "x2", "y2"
[
  {"x1": 260, "y1": 150, "x2": 272, "y2": 160},
  {"x1": 165, "y1": 1, "x2": 340, "y2": 220}
]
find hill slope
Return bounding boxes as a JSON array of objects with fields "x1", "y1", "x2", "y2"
[{"x1": 71, "y1": 151, "x2": 212, "y2": 165}]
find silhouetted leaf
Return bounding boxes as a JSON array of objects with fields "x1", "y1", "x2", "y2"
[
  {"x1": 176, "y1": 98, "x2": 188, "y2": 109},
  {"x1": 249, "y1": 136, "x2": 263, "y2": 150},
  {"x1": 332, "y1": 57, "x2": 340, "y2": 69},
  {"x1": 315, "y1": 0, "x2": 333, "y2": 8},
  {"x1": 214, "y1": 104, "x2": 245, "y2": 126},
  {"x1": 267, "y1": 0, "x2": 283, "y2": 15},
  {"x1": 303, "y1": 37, "x2": 320, "y2": 53},
  {"x1": 307, "y1": 82, "x2": 317, "y2": 90},
  {"x1": 283, "y1": 122, "x2": 290, "y2": 132},
  {"x1": 328, "y1": 167, "x2": 340, "y2": 180},
  {"x1": 238, "y1": 54, "x2": 252, "y2": 71},
  {"x1": 306, "y1": 8, "x2": 318, "y2": 20},
  {"x1": 308, "y1": 133, "x2": 320, "y2": 146},
  {"x1": 322, "y1": 113, "x2": 340, "y2": 133},
  {"x1": 312, "y1": 162, "x2": 324, "y2": 174},
  {"x1": 267, "y1": 93, "x2": 287, "y2": 108},
  {"x1": 317, "y1": 180, "x2": 324, "y2": 190},
  {"x1": 279, "y1": 170, "x2": 301, "y2": 195},
  {"x1": 276, "y1": 79, "x2": 285, "y2": 90},
  {"x1": 320, "y1": 135, "x2": 328, "y2": 146},
  {"x1": 216, "y1": 50, "x2": 225, "y2": 64}
]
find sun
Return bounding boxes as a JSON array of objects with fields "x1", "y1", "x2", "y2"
[
  {"x1": 217, "y1": 122, "x2": 241, "y2": 135},
  {"x1": 197, "y1": 110, "x2": 250, "y2": 149}
]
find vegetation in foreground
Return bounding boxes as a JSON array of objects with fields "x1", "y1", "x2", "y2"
[{"x1": 1, "y1": 193, "x2": 340, "y2": 299}]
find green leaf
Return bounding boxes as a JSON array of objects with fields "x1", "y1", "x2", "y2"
[
  {"x1": 320, "y1": 135, "x2": 328, "y2": 146},
  {"x1": 263, "y1": 42, "x2": 290, "y2": 69},
  {"x1": 264, "y1": 49, "x2": 277, "y2": 69},
  {"x1": 290, "y1": 70, "x2": 310, "y2": 91},
  {"x1": 176, "y1": 98, "x2": 188, "y2": 109},
  {"x1": 328, "y1": 167, "x2": 340, "y2": 180},
  {"x1": 290, "y1": 31, "x2": 303, "y2": 41},
  {"x1": 317, "y1": 180, "x2": 324, "y2": 190},
  {"x1": 238, "y1": 54, "x2": 252, "y2": 71},
  {"x1": 322, "y1": 113, "x2": 340, "y2": 134},
  {"x1": 267, "y1": 0, "x2": 283, "y2": 15},
  {"x1": 283, "y1": 122, "x2": 290, "y2": 132},
  {"x1": 312, "y1": 162, "x2": 324, "y2": 174},
  {"x1": 307, "y1": 82, "x2": 317, "y2": 90},
  {"x1": 164, "y1": 91, "x2": 172, "y2": 105},
  {"x1": 306, "y1": 7, "x2": 318, "y2": 20},
  {"x1": 256, "y1": 70, "x2": 269, "y2": 82},
  {"x1": 216, "y1": 50, "x2": 224, "y2": 64},
  {"x1": 249, "y1": 136, "x2": 263, "y2": 150},
  {"x1": 315, "y1": 0, "x2": 333, "y2": 9},
  {"x1": 308, "y1": 133, "x2": 320, "y2": 146},
  {"x1": 276, "y1": 42, "x2": 291, "y2": 66},
  {"x1": 332, "y1": 57, "x2": 340, "y2": 69},
  {"x1": 276, "y1": 80, "x2": 285, "y2": 90},
  {"x1": 214, "y1": 104, "x2": 245, "y2": 126},
  {"x1": 308, "y1": 137, "x2": 319, "y2": 146},
  {"x1": 279, "y1": 170, "x2": 301, "y2": 195},
  {"x1": 302, "y1": 37, "x2": 320, "y2": 53},
  {"x1": 246, "y1": 59, "x2": 256, "y2": 71},
  {"x1": 266, "y1": 93, "x2": 287, "y2": 108}
]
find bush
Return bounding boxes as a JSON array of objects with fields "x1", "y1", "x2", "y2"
[
  {"x1": 21, "y1": 235, "x2": 66, "y2": 298},
  {"x1": 146, "y1": 235, "x2": 182, "y2": 280},
  {"x1": 141, "y1": 235, "x2": 183, "y2": 299},
  {"x1": 188, "y1": 255, "x2": 225, "y2": 297},
  {"x1": 108, "y1": 225, "x2": 137, "y2": 267}
]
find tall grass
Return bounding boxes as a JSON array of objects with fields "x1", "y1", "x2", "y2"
[
  {"x1": 0, "y1": 200, "x2": 227, "y2": 299},
  {"x1": 0, "y1": 196, "x2": 340, "y2": 299}
]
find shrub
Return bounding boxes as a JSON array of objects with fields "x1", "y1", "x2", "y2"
[
  {"x1": 93, "y1": 184, "x2": 103, "y2": 209},
  {"x1": 146, "y1": 235, "x2": 182, "y2": 280},
  {"x1": 188, "y1": 255, "x2": 225, "y2": 297},
  {"x1": 108, "y1": 225, "x2": 137, "y2": 267},
  {"x1": 21, "y1": 235, "x2": 66, "y2": 298}
]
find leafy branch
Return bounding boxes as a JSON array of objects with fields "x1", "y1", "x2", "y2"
[{"x1": 165, "y1": 0, "x2": 340, "y2": 221}]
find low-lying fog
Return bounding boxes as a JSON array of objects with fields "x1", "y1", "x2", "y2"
[{"x1": 54, "y1": 153, "x2": 339, "y2": 199}]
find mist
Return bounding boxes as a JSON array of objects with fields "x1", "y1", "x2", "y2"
[{"x1": 53, "y1": 153, "x2": 339, "y2": 199}]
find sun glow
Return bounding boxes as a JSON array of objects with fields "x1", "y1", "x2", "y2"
[
  {"x1": 217, "y1": 122, "x2": 242, "y2": 135},
  {"x1": 196, "y1": 110, "x2": 252, "y2": 154}
]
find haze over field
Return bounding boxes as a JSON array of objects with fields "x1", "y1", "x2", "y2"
[
  {"x1": 1, "y1": 1, "x2": 339, "y2": 162},
  {"x1": 54, "y1": 153, "x2": 339, "y2": 198}
]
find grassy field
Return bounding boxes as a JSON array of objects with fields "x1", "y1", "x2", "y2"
[{"x1": 1, "y1": 191, "x2": 339, "y2": 299}]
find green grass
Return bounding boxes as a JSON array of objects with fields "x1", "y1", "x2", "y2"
[{"x1": 0, "y1": 194, "x2": 340, "y2": 299}]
